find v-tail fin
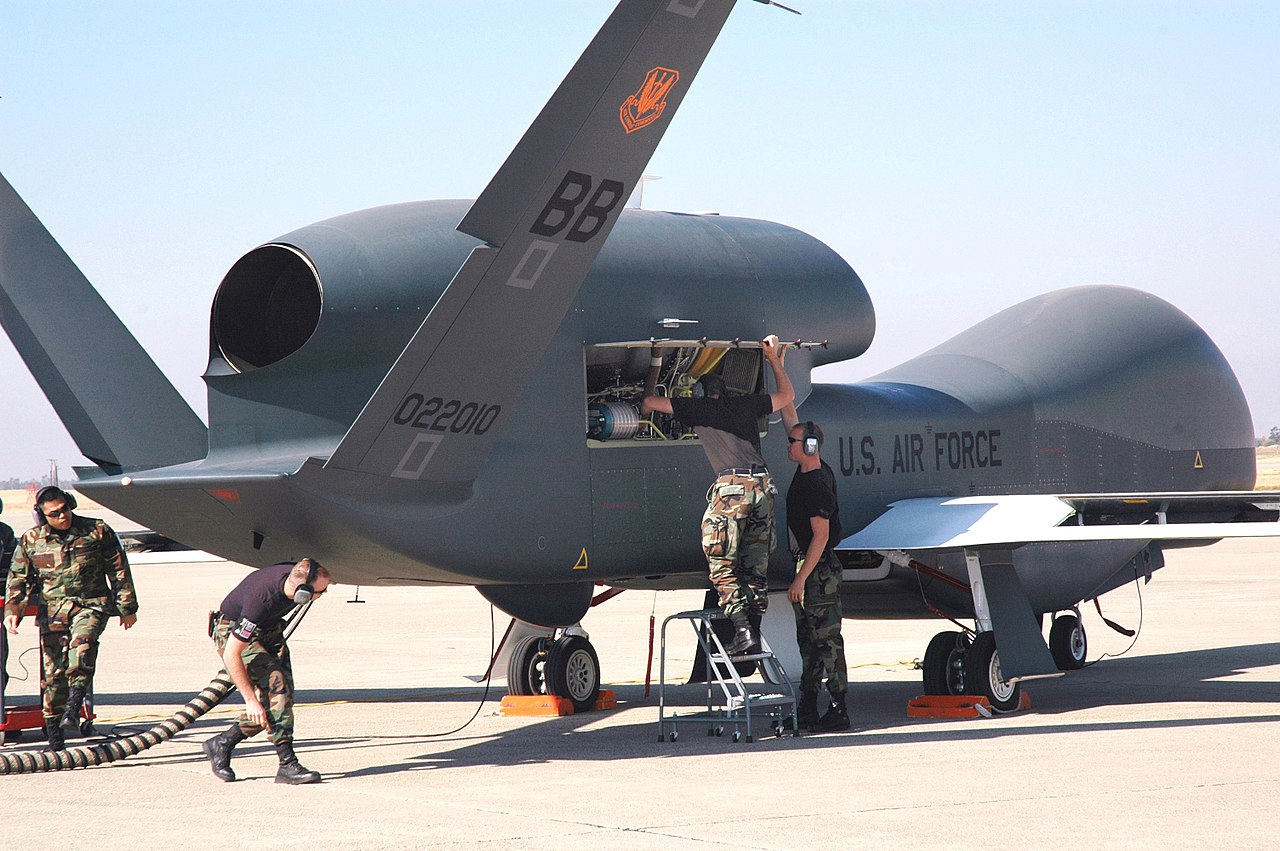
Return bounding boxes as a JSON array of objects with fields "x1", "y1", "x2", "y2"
[{"x1": 324, "y1": 0, "x2": 740, "y2": 484}]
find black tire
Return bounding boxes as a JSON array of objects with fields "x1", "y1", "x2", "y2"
[
  {"x1": 965, "y1": 631, "x2": 1021, "y2": 712},
  {"x1": 506, "y1": 635, "x2": 549, "y2": 696},
  {"x1": 922, "y1": 630, "x2": 970, "y2": 695},
  {"x1": 545, "y1": 635, "x2": 601, "y2": 713},
  {"x1": 1049, "y1": 613, "x2": 1087, "y2": 670}
]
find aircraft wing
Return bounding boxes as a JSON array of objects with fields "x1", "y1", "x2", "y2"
[
  {"x1": 840, "y1": 491, "x2": 1280, "y2": 551},
  {"x1": 326, "y1": 0, "x2": 740, "y2": 484}
]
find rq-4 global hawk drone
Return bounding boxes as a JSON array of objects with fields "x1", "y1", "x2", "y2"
[{"x1": 2, "y1": 0, "x2": 1277, "y2": 713}]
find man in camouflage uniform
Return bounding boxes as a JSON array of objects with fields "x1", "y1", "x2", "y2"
[
  {"x1": 782, "y1": 413, "x2": 849, "y2": 732},
  {"x1": 2, "y1": 486, "x2": 139, "y2": 751},
  {"x1": 202, "y1": 558, "x2": 332, "y2": 784},
  {"x1": 643, "y1": 335, "x2": 793, "y2": 655}
]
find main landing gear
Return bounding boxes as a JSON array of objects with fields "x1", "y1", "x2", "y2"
[
  {"x1": 920, "y1": 629, "x2": 1021, "y2": 712},
  {"x1": 920, "y1": 612, "x2": 1088, "y2": 712},
  {"x1": 506, "y1": 627, "x2": 601, "y2": 713}
]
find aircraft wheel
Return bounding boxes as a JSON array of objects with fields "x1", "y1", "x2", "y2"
[
  {"x1": 1049, "y1": 613, "x2": 1087, "y2": 670},
  {"x1": 922, "y1": 630, "x2": 970, "y2": 695},
  {"x1": 546, "y1": 634, "x2": 601, "y2": 713},
  {"x1": 965, "y1": 631, "x2": 1020, "y2": 712},
  {"x1": 506, "y1": 635, "x2": 550, "y2": 696}
]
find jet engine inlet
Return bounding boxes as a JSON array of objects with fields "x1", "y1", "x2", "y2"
[{"x1": 211, "y1": 243, "x2": 322, "y2": 372}]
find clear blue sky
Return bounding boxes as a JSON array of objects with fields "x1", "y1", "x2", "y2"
[{"x1": 1, "y1": 1, "x2": 1276, "y2": 479}]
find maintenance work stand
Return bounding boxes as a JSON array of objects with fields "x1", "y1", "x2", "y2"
[{"x1": 658, "y1": 609, "x2": 799, "y2": 743}]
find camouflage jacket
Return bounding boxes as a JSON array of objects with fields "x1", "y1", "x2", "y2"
[{"x1": 3, "y1": 516, "x2": 138, "y2": 625}]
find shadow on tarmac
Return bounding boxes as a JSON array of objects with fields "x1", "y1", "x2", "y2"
[
  {"x1": 51, "y1": 639, "x2": 1276, "y2": 777},
  {"x1": 304, "y1": 639, "x2": 1280, "y2": 777}
]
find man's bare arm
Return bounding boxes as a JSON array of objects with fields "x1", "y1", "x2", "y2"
[
  {"x1": 762, "y1": 335, "x2": 794, "y2": 413},
  {"x1": 641, "y1": 345, "x2": 674, "y2": 415}
]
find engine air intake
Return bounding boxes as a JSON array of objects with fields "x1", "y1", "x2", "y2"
[{"x1": 212, "y1": 244, "x2": 321, "y2": 372}]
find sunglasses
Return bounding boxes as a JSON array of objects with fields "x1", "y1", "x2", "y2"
[{"x1": 45, "y1": 507, "x2": 69, "y2": 518}]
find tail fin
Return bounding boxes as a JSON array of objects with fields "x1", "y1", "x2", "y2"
[
  {"x1": 325, "y1": 0, "x2": 739, "y2": 483},
  {"x1": 0, "y1": 172, "x2": 207, "y2": 472}
]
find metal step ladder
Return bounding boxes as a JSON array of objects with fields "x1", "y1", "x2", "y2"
[{"x1": 657, "y1": 609, "x2": 798, "y2": 743}]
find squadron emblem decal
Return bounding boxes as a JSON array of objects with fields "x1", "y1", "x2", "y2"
[{"x1": 620, "y1": 66, "x2": 680, "y2": 134}]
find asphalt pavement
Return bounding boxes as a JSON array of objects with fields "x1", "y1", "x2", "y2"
[{"x1": 0, "y1": 532, "x2": 1277, "y2": 850}]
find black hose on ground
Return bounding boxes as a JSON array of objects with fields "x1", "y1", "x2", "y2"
[{"x1": 0, "y1": 671, "x2": 234, "y2": 775}]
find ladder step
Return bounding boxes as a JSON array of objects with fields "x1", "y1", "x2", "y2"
[
  {"x1": 711, "y1": 651, "x2": 773, "y2": 662},
  {"x1": 728, "y1": 694, "x2": 795, "y2": 710}
]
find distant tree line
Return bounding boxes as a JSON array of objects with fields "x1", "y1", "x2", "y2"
[
  {"x1": 0, "y1": 475, "x2": 61, "y2": 490},
  {"x1": 1258, "y1": 427, "x2": 1280, "y2": 447}
]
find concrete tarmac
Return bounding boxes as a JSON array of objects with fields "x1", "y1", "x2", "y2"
[{"x1": 1, "y1": 535, "x2": 1278, "y2": 850}]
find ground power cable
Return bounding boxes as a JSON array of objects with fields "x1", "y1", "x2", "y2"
[
  {"x1": 0, "y1": 599, "x2": 319, "y2": 775},
  {"x1": 0, "y1": 671, "x2": 234, "y2": 775}
]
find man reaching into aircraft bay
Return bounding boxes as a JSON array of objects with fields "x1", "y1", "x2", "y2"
[{"x1": 642, "y1": 335, "x2": 793, "y2": 656}]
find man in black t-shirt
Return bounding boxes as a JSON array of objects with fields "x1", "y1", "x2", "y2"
[
  {"x1": 783, "y1": 412, "x2": 849, "y2": 732},
  {"x1": 642, "y1": 335, "x2": 793, "y2": 655},
  {"x1": 202, "y1": 558, "x2": 333, "y2": 784}
]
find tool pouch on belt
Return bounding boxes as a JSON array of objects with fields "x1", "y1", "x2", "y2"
[{"x1": 208, "y1": 610, "x2": 220, "y2": 638}]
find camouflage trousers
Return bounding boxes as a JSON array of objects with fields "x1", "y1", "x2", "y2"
[
  {"x1": 39, "y1": 605, "x2": 107, "y2": 719},
  {"x1": 212, "y1": 619, "x2": 296, "y2": 745},
  {"x1": 792, "y1": 555, "x2": 847, "y2": 699},
  {"x1": 702, "y1": 472, "x2": 776, "y2": 618}
]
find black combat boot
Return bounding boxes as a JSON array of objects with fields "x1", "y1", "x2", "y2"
[
  {"x1": 723, "y1": 611, "x2": 760, "y2": 657},
  {"x1": 796, "y1": 692, "x2": 820, "y2": 729},
  {"x1": 60, "y1": 686, "x2": 86, "y2": 737},
  {"x1": 274, "y1": 740, "x2": 322, "y2": 785},
  {"x1": 202, "y1": 722, "x2": 247, "y2": 782},
  {"x1": 43, "y1": 718, "x2": 65, "y2": 753},
  {"x1": 814, "y1": 694, "x2": 851, "y2": 731}
]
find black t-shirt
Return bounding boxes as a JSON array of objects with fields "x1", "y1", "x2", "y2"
[
  {"x1": 219, "y1": 562, "x2": 296, "y2": 641},
  {"x1": 669, "y1": 394, "x2": 772, "y2": 472},
  {"x1": 786, "y1": 461, "x2": 842, "y2": 558}
]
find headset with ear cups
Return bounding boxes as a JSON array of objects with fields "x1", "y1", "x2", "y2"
[
  {"x1": 33, "y1": 486, "x2": 77, "y2": 525},
  {"x1": 800, "y1": 421, "x2": 821, "y2": 457},
  {"x1": 293, "y1": 558, "x2": 321, "y2": 605}
]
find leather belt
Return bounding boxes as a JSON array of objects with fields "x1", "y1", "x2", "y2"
[{"x1": 719, "y1": 465, "x2": 769, "y2": 477}]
